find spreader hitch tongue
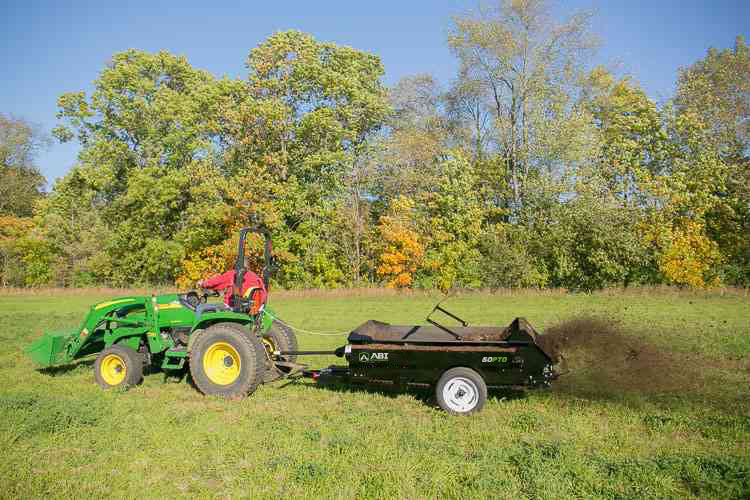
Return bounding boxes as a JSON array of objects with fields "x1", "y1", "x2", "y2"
[{"x1": 276, "y1": 348, "x2": 344, "y2": 357}]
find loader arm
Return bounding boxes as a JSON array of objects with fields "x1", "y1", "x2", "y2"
[{"x1": 26, "y1": 297, "x2": 153, "y2": 366}]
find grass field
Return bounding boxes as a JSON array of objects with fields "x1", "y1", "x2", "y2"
[{"x1": 1, "y1": 288, "x2": 749, "y2": 499}]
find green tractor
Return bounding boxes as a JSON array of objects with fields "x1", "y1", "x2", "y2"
[{"x1": 25, "y1": 226, "x2": 298, "y2": 398}]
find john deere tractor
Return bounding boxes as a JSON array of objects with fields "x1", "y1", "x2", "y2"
[{"x1": 25, "y1": 226, "x2": 298, "y2": 398}]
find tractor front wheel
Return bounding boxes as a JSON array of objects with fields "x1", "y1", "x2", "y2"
[
  {"x1": 94, "y1": 345, "x2": 144, "y2": 390},
  {"x1": 189, "y1": 324, "x2": 266, "y2": 398}
]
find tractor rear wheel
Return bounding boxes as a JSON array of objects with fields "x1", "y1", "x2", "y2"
[
  {"x1": 262, "y1": 319, "x2": 299, "y2": 382},
  {"x1": 189, "y1": 324, "x2": 266, "y2": 398},
  {"x1": 94, "y1": 345, "x2": 144, "y2": 390}
]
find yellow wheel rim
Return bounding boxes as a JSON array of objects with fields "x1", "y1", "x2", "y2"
[
  {"x1": 203, "y1": 342, "x2": 241, "y2": 385},
  {"x1": 262, "y1": 336, "x2": 276, "y2": 358},
  {"x1": 101, "y1": 354, "x2": 127, "y2": 386}
]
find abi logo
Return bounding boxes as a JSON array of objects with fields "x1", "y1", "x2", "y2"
[{"x1": 359, "y1": 352, "x2": 388, "y2": 362}]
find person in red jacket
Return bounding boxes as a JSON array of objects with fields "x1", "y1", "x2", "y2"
[{"x1": 198, "y1": 268, "x2": 267, "y2": 314}]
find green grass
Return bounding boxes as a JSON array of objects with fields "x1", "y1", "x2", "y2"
[{"x1": 1, "y1": 288, "x2": 749, "y2": 499}]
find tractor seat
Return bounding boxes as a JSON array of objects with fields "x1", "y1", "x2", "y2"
[{"x1": 195, "y1": 303, "x2": 230, "y2": 320}]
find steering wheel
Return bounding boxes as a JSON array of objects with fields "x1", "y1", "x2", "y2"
[{"x1": 184, "y1": 291, "x2": 202, "y2": 308}]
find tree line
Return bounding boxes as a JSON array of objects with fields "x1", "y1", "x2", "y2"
[{"x1": 1, "y1": 1, "x2": 748, "y2": 290}]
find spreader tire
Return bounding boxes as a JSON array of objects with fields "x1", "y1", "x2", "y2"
[
  {"x1": 262, "y1": 319, "x2": 299, "y2": 382},
  {"x1": 94, "y1": 345, "x2": 144, "y2": 390},
  {"x1": 435, "y1": 367, "x2": 487, "y2": 415},
  {"x1": 189, "y1": 324, "x2": 266, "y2": 398}
]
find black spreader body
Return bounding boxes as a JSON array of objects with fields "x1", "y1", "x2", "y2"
[{"x1": 316, "y1": 317, "x2": 556, "y2": 390}]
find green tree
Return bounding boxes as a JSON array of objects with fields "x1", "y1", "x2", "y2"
[
  {"x1": 444, "y1": 72, "x2": 494, "y2": 163},
  {"x1": 674, "y1": 36, "x2": 750, "y2": 285},
  {"x1": 51, "y1": 50, "x2": 224, "y2": 284},
  {"x1": 447, "y1": 0, "x2": 598, "y2": 214},
  {"x1": 675, "y1": 36, "x2": 749, "y2": 168},
  {"x1": 583, "y1": 68, "x2": 670, "y2": 207},
  {"x1": 241, "y1": 31, "x2": 390, "y2": 287},
  {"x1": 0, "y1": 114, "x2": 48, "y2": 217},
  {"x1": 47, "y1": 34, "x2": 391, "y2": 287},
  {"x1": 479, "y1": 223, "x2": 548, "y2": 289},
  {"x1": 543, "y1": 193, "x2": 652, "y2": 290},
  {"x1": 376, "y1": 74, "x2": 451, "y2": 203},
  {"x1": 641, "y1": 107, "x2": 730, "y2": 287},
  {"x1": 417, "y1": 154, "x2": 484, "y2": 289},
  {"x1": 245, "y1": 30, "x2": 390, "y2": 189}
]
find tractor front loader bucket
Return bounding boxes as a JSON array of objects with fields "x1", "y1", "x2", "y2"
[{"x1": 25, "y1": 329, "x2": 77, "y2": 367}]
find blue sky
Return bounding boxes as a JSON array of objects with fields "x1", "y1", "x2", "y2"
[{"x1": 2, "y1": 0, "x2": 748, "y2": 186}]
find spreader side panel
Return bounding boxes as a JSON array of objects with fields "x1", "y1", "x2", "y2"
[{"x1": 346, "y1": 343, "x2": 552, "y2": 388}]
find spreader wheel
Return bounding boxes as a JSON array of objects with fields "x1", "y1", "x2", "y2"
[
  {"x1": 435, "y1": 367, "x2": 487, "y2": 415},
  {"x1": 94, "y1": 345, "x2": 144, "y2": 390},
  {"x1": 189, "y1": 324, "x2": 266, "y2": 398}
]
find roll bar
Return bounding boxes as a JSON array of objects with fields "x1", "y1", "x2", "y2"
[{"x1": 234, "y1": 225, "x2": 273, "y2": 291}]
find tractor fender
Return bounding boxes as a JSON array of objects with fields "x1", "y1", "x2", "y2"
[
  {"x1": 186, "y1": 321, "x2": 252, "y2": 353},
  {"x1": 114, "y1": 335, "x2": 142, "y2": 352},
  {"x1": 191, "y1": 313, "x2": 253, "y2": 332},
  {"x1": 257, "y1": 307, "x2": 275, "y2": 335},
  {"x1": 188, "y1": 312, "x2": 255, "y2": 350}
]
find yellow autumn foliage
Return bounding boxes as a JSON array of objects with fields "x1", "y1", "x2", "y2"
[
  {"x1": 0, "y1": 216, "x2": 35, "y2": 240},
  {"x1": 376, "y1": 197, "x2": 424, "y2": 288},
  {"x1": 650, "y1": 219, "x2": 722, "y2": 288},
  {"x1": 175, "y1": 242, "x2": 235, "y2": 289}
]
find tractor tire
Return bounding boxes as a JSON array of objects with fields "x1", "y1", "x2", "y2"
[
  {"x1": 435, "y1": 367, "x2": 487, "y2": 415},
  {"x1": 189, "y1": 323, "x2": 266, "y2": 398},
  {"x1": 94, "y1": 345, "x2": 144, "y2": 390},
  {"x1": 210, "y1": 321, "x2": 251, "y2": 337},
  {"x1": 265, "y1": 319, "x2": 298, "y2": 362},
  {"x1": 262, "y1": 319, "x2": 299, "y2": 382}
]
